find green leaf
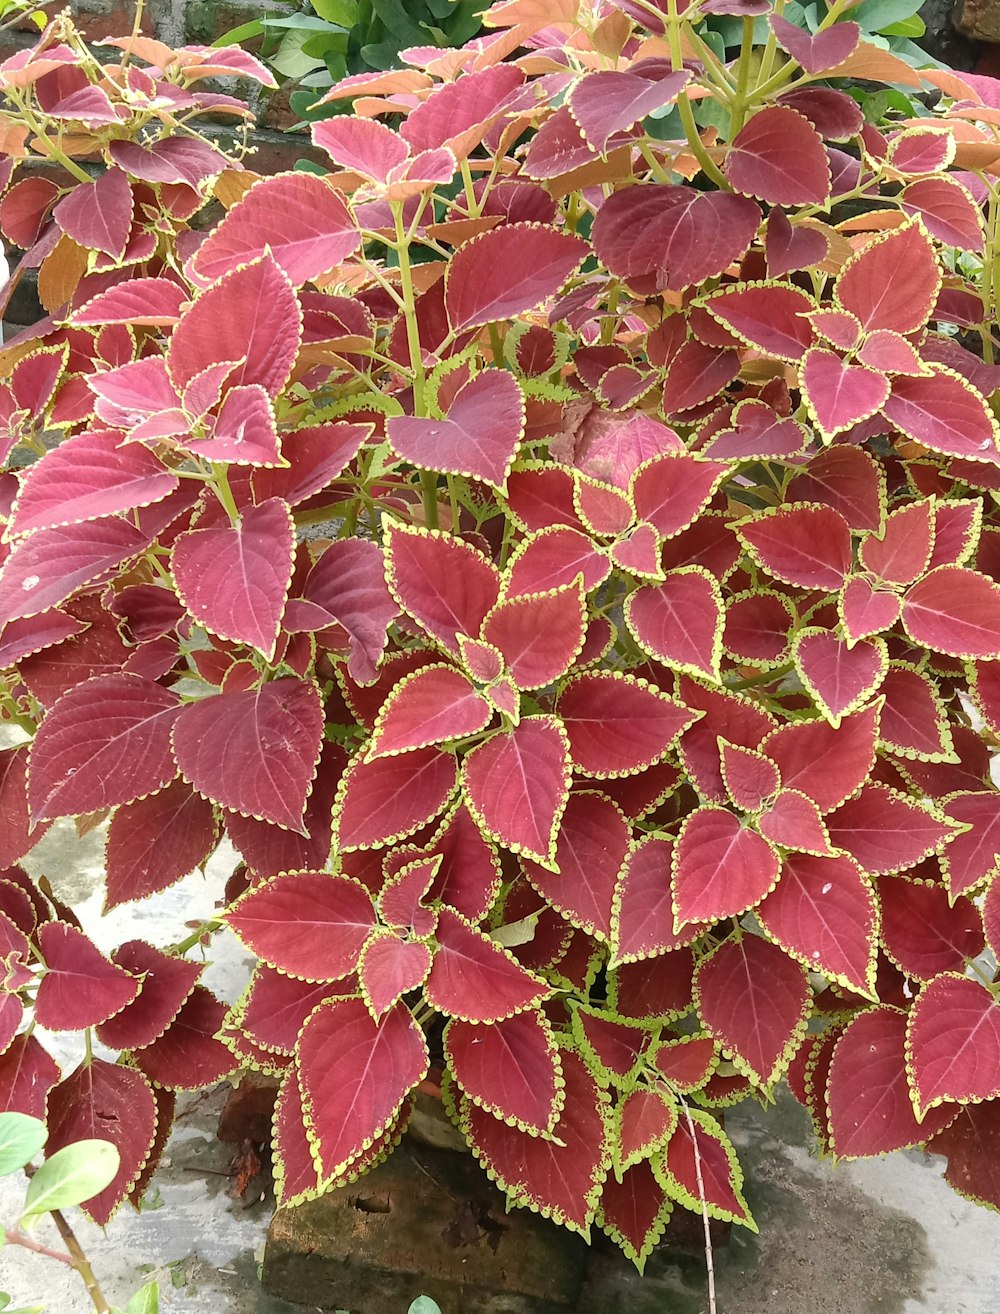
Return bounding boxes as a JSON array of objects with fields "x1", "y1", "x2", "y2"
[
  {"x1": 408, "y1": 1300, "x2": 443, "y2": 1314},
  {"x1": 312, "y1": 0, "x2": 361, "y2": 21},
  {"x1": 0, "y1": 1297, "x2": 44, "y2": 1314},
  {"x1": 211, "y1": 18, "x2": 264, "y2": 45},
  {"x1": 21, "y1": 1141, "x2": 120, "y2": 1224},
  {"x1": 0, "y1": 1114, "x2": 46, "y2": 1177},
  {"x1": 125, "y1": 1283, "x2": 159, "y2": 1314},
  {"x1": 849, "y1": 0, "x2": 921, "y2": 31},
  {"x1": 371, "y1": 0, "x2": 428, "y2": 42},
  {"x1": 271, "y1": 28, "x2": 328, "y2": 78}
]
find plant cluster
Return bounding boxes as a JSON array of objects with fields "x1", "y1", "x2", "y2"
[{"x1": 0, "y1": 0, "x2": 1000, "y2": 1275}]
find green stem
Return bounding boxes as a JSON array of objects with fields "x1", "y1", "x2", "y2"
[
  {"x1": 664, "y1": 0, "x2": 730, "y2": 190},
  {"x1": 488, "y1": 321, "x2": 505, "y2": 368},
  {"x1": 729, "y1": 18, "x2": 756, "y2": 138},
  {"x1": 725, "y1": 661, "x2": 794, "y2": 691},
  {"x1": 391, "y1": 201, "x2": 438, "y2": 530},
  {"x1": 211, "y1": 464, "x2": 241, "y2": 526},
  {"x1": 173, "y1": 919, "x2": 221, "y2": 955}
]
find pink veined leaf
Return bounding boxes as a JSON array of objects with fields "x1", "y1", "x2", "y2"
[
  {"x1": 53, "y1": 167, "x2": 132, "y2": 260},
  {"x1": 0, "y1": 748, "x2": 49, "y2": 867},
  {"x1": 676, "y1": 675, "x2": 776, "y2": 801},
  {"x1": 167, "y1": 253, "x2": 301, "y2": 399},
  {"x1": 757, "y1": 851, "x2": 877, "y2": 994},
  {"x1": 385, "y1": 522, "x2": 500, "y2": 654},
  {"x1": 737, "y1": 505, "x2": 852, "y2": 591},
  {"x1": 172, "y1": 497, "x2": 293, "y2": 660},
  {"x1": 227, "y1": 871, "x2": 376, "y2": 982},
  {"x1": 558, "y1": 671, "x2": 699, "y2": 778},
  {"x1": 825, "y1": 783, "x2": 958, "y2": 875},
  {"x1": 726, "y1": 107, "x2": 831, "y2": 206},
  {"x1": 504, "y1": 528, "x2": 610, "y2": 597},
  {"x1": 175, "y1": 43, "x2": 277, "y2": 85},
  {"x1": 568, "y1": 66, "x2": 690, "y2": 153},
  {"x1": 0, "y1": 517, "x2": 150, "y2": 627},
  {"x1": 612, "y1": 836, "x2": 708, "y2": 966},
  {"x1": 658, "y1": 1107, "x2": 752, "y2": 1226},
  {"x1": 629, "y1": 452, "x2": 727, "y2": 538},
  {"x1": 651, "y1": 1037, "x2": 716, "y2": 1093},
  {"x1": 461, "y1": 716, "x2": 570, "y2": 866},
  {"x1": 171, "y1": 678, "x2": 324, "y2": 833},
  {"x1": 0, "y1": 1034, "x2": 61, "y2": 1118},
  {"x1": 190, "y1": 172, "x2": 361, "y2": 286},
  {"x1": 483, "y1": 580, "x2": 586, "y2": 690},
  {"x1": 908, "y1": 974, "x2": 1000, "y2": 1116},
  {"x1": 445, "y1": 224, "x2": 588, "y2": 331},
  {"x1": 887, "y1": 129, "x2": 953, "y2": 174},
  {"x1": 695, "y1": 934, "x2": 809, "y2": 1085},
  {"x1": 882, "y1": 368, "x2": 999, "y2": 462},
  {"x1": 70, "y1": 278, "x2": 189, "y2": 327},
  {"x1": 28, "y1": 674, "x2": 181, "y2": 821},
  {"x1": 839, "y1": 577, "x2": 902, "y2": 643},
  {"x1": 463, "y1": 1048, "x2": 607, "y2": 1235},
  {"x1": 756, "y1": 789, "x2": 833, "y2": 855},
  {"x1": 826, "y1": 1007, "x2": 955, "y2": 1157},
  {"x1": 366, "y1": 665, "x2": 490, "y2": 758},
  {"x1": 626, "y1": 568, "x2": 723, "y2": 681},
  {"x1": 185, "y1": 385, "x2": 282, "y2": 467},
  {"x1": 878, "y1": 665, "x2": 951, "y2": 759},
  {"x1": 769, "y1": 15, "x2": 860, "y2": 73},
  {"x1": 719, "y1": 742, "x2": 779, "y2": 811},
  {"x1": 591, "y1": 185, "x2": 761, "y2": 293},
  {"x1": 108, "y1": 137, "x2": 230, "y2": 186},
  {"x1": 940, "y1": 792, "x2": 1000, "y2": 898},
  {"x1": 360, "y1": 935, "x2": 432, "y2": 1019},
  {"x1": 879, "y1": 876, "x2": 984, "y2": 981},
  {"x1": 764, "y1": 208, "x2": 829, "y2": 278},
  {"x1": 672, "y1": 804, "x2": 780, "y2": 928},
  {"x1": 793, "y1": 630, "x2": 886, "y2": 725},
  {"x1": 703, "y1": 283, "x2": 815, "y2": 361},
  {"x1": 860, "y1": 500, "x2": 935, "y2": 586},
  {"x1": 902, "y1": 176, "x2": 984, "y2": 252},
  {"x1": 521, "y1": 104, "x2": 602, "y2": 180},
  {"x1": 400, "y1": 64, "x2": 524, "y2": 159},
  {"x1": 786, "y1": 444, "x2": 883, "y2": 533},
  {"x1": 760, "y1": 702, "x2": 880, "y2": 814},
  {"x1": 522, "y1": 791, "x2": 631, "y2": 942},
  {"x1": 929, "y1": 499, "x2": 981, "y2": 572},
  {"x1": 241, "y1": 965, "x2": 339, "y2": 1055},
  {"x1": 426, "y1": 907, "x2": 549, "y2": 1022},
  {"x1": 95, "y1": 941, "x2": 202, "y2": 1052},
  {"x1": 312, "y1": 115, "x2": 409, "y2": 181},
  {"x1": 336, "y1": 747, "x2": 458, "y2": 850},
  {"x1": 130, "y1": 986, "x2": 236, "y2": 1090},
  {"x1": 835, "y1": 219, "x2": 940, "y2": 334},
  {"x1": 856, "y1": 329, "x2": 926, "y2": 376},
  {"x1": 45, "y1": 1060, "x2": 157, "y2": 1227},
  {"x1": 297, "y1": 997, "x2": 428, "y2": 1178},
  {"x1": 105, "y1": 780, "x2": 219, "y2": 909},
  {"x1": 661, "y1": 340, "x2": 740, "y2": 416},
  {"x1": 445, "y1": 1009, "x2": 562, "y2": 1134},
  {"x1": 801, "y1": 348, "x2": 890, "y2": 437},
  {"x1": 378, "y1": 856, "x2": 438, "y2": 936},
  {"x1": 389, "y1": 369, "x2": 524, "y2": 489},
  {"x1": 34, "y1": 922, "x2": 139, "y2": 1030},
  {"x1": 902, "y1": 567, "x2": 1000, "y2": 658}
]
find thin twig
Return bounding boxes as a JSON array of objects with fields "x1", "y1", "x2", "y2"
[
  {"x1": 47, "y1": 1206, "x2": 111, "y2": 1314},
  {"x1": 682, "y1": 1100, "x2": 718, "y2": 1314}
]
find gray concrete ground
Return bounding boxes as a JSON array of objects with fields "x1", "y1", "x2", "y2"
[{"x1": 1, "y1": 816, "x2": 999, "y2": 1313}]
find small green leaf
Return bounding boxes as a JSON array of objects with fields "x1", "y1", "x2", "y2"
[
  {"x1": 21, "y1": 1141, "x2": 120, "y2": 1223},
  {"x1": 0, "y1": 1114, "x2": 47, "y2": 1177},
  {"x1": 125, "y1": 1282, "x2": 159, "y2": 1314},
  {"x1": 211, "y1": 18, "x2": 264, "y2": 45},
  {"x1": 408, "y1": 1300, "x2": 443, "y2": 1314},
  {"x1": 312, "y1": 0, "x2": 361, "y2": 22}
]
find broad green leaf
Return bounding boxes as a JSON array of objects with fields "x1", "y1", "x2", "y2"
[
  {"x1": 211, "y1": 19, "x2": 264, "y2": 45},
  {"x1": 850, "y1": 0, "x2": 921, "y2": 30},
  {"x1": 125, "y1": 1283, "x2": 160, "y2": 1314},
  {"x1": 271, "y1": 29, "x2": 328, "y2": 78},
  {"x1": 0, "y1": 1114, "x2": 46, "y2": 1177},
  {"x1": 312, "y1": 0, "x2": 361, "y2": 22},
  {"x1": 21, "y1": 1140, "x2": 120, "y2": 1223},
  {"x1": 408, "y1": 1300, "x2": 443, "y2": 1314}
]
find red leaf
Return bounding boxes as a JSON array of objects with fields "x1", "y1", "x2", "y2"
[
  {"x1": 297, "y1": 997, "x2": 427, "y2": 1178},
  {"x1": 612, "y1": 837, "x2": 705, "y2": 966},
  {"x1": 385, "y1": 523, "x2": 500, "y2": 654},
  {"x1": 758, "y1": 852, "x2": 877, "y2": 994},
  {"x1": 926, "y1": 1102, "x2": 1000, "y2": 1211},
  {"x1": 242, "y1": 966, "x2": 339, "y2": 1054},
  {"x1": 720, "y1": 742, "x2": 779, "y2": 811},
  {"x1": 558, "y1": 671, "x2": 698, "y2": 778},
  {"x1": 29, "y1": 674, "x2": 180, "y2": 821},
  {"x1": 483, "y1": 581, "x2": 585, "y2": 689},
  {"x1": 726, "y1": 107, "x2": 830, "y2": 205},
  {"x1": 592, "y1": 185, "x2": 760, "y2": 293},
  {"x1": 878, "y1": 665, "x2": 951, "y2": 759},
  {"x1": 695, "y1": 934, "x2": 808, "y2": 1085},
  {"x1": 0, "y1": 748, "x2": 47, "y2": 868},
  {"x1": 253, "y1": 421, "x2": 369, "y2": 508},
  {"x1": 764, "y1": 208, "x2": 830, "y2": 279},
  {"x1": 793, "y1": 630, "x2": 886, "y2": 724},
  {"x1": 272, "y1": 1069, "x2": 321, "y2": 1205},
  {"x1": 756, "y1": 789, "x2": 833, "y2": 855},
  {"x1": 95, "y1": 941, "x2": 202, "y2": 1051},
  {"x1": 575, "y1": 1006, "x2": 651, "y2": 1079},
  {"x1": 661, "y1": 340, "x2": 740, "y2": 415},
  {"x1": 629, "y1": 452, "x2": 726, "y2": 538},
  {"x1": 599, "y1": 1158, "x2": 670, "y2": 1267},
  {"x1": 427, "y1": 802, "x2": 501, "y2": 923},
  {"x1": 131, "y1": 986, "x2": 236, "y2": 1089},
  {"x1": 105, "y1": 781, "x2": 218, "y2": 909},
  {"x1": 826, "y1": 783, "x2": 956, "y2": 875},
  {"x1": 227, "y1": 872, "x2": 376, "y2": 981},
  {"x1": 760, "y1": 702, "x2": 880, "y2": 814},
  {"x1": 672, "y1": 805, "x2": 780, "y2": 927},
  {"x1": 704, "y1": 283, "x2": 815, "y2": 361},
  {"x1": 34, "y1": 922, "x2": 139, "y2": 1030},
  {"x1": 186, "y1": 385, "x2": 282, "y2": 466},
  {"x1": 652, "y1": 1036, "x2": 717, "y2": 1092},
  {"x1": 786, "y1": 444, "x2": 883, "y2": 532},
  {"x1": 389, "y1": 369, "x2": 524, "y2": 488},
  {"x1": 368, "y1": 665, "x2": 489, "y2": 758},
  {"x1": 839, "y1": 577, "x2": 901, "y2": 644},
  {"x1": 882, "y1": 369, "x2": 999, "y2": 462},
  {"x1": 445, "y1": 224, "x2": 588, "y2": 331},
  {"x1": 522, "y1": 791, "x2": 631, "y2": 941},
  {"x1": 0, "y1": 518, "x2": 149, "y2": 626},
  {"x1": 569, "y1": 66, "x2": 690, "y2": 153},
  {"x1": 167, "y1": 254, "x2": 301, "y2": 398},
  {"x1": 826, "y1": 1007, "x2": 954, "y2": 1157},
  {"x1": 658, "y1": 1107, "x2": 753, "y2": 1225},
  {"x1": 172, "y1": 678, "x2": 323, "y2": 832},
  {"x1": 835, "y1": 220, "x2": 940, "y2": 334},
  {"x1": 801, "y1": 349, "x2": 889, "y2": 438},
  {"x1": 45, "y1": 1060, "x2": 157, "y2": 1225},
  {"x1": 53, "y1": 167, "x2": 132, "y2": 260},
  {"x1": 861, "y1": 500, "x2": 934, "y2": 586},
  {"x1": 769, "y1": 15, "x2": 860, "y2": 73},
  {"x1": 71, "y1": 277, "x2": 189, "y2": 328},
  {"x1": 610, "y1": 950, "x2": 695, "y2": 1021},
  {"x1": 461, "y1": 717, "x2": 570, "y2": 865},
  {"x1": 400, "y1": 64, "x2": 523, "y2": 158},
  {"x1": 908, "y1": 974, "x2": 1000, "y2": 1116},
  {"x1": 879, "y1": 876, "x2": 984, "y2": 980},
  {"x1": 625, "y1": 567, "x2": 723, "y2": 681},
  {"x1": 903, "y1": 567, "x2": 1000, "y2": 659},
  {"x1": 504, "y1": 527, "x2": 610, "y2": 596},
  {"x1": 426, "y1": 907, "x2": 548, "y2": 1022},
  {"x1": 902, "y1": 176, "x2": 984, "y2": 251},
  {"x1": 360, "y1": 935, "x2": 432, "y2": 1019},
  {"x1": 172, "y1": 498, "x2": 293, "y2": 660},
  {"x1": 190, "y1": 172, "x2": 361, "y2": 286},
  {"x1": 463, "y1": 1048, "x2": 607, "y2": 1234},
  {"x1": 0, "y1": 1034, "x2": 60, "y2": 1117},
  {"x1": 11, "y1": 430, "x2": 178, "y2": 537},
  {"x1": 336, "y1": 746, "x2": 458, "y2": 850},
  {"x1": 723, "y1": 590, "x2": 794, "y2": 663},
  {"x1": 737, "y1": 505, "x2": 852, "y2": 591},
  {"x1": 109, "y1": 137, "x2": 229, "y2": 185},
  {"x1": 940, "y1": 792, "x2": 1000, "y2": 897},
  {"x1": 614, "y1": 1088, "x2": 677, "y2": 1171},
  {"x1": 313, "y1": 116, "x2": 408, "y2": 181},
  {"x1": 677, "y1": 675, "x2": 776, "y2": 801},
  {"x1": 446, "y1": 1009, "x2": 561, "y2": 1133}
]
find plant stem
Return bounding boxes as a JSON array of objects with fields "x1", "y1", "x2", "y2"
[
  {"x1": 729, "y1": 18, "x2": 756, "y2": 138},
  {"x1": 48, "y1": 1207, "x2": 111, "y2": 1314},
  {"x1": 681, "y1": 1101, "x2": 718, "y2": 1314},
  {"x1": 173, "y1": 919, "x2": 221, "y2": 954},
  {"x1": 391, "y1": 201, "x2": 438, "y2": 530},
  {"x1": 664, "y1": 0, "x2": 730, "y2": 190}
]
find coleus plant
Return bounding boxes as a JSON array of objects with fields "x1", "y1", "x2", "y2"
[{"x1": 1, "y1": 0, "x2": 1000, "y2": 1278}]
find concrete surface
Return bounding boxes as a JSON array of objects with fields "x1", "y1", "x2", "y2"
[{"x1": 1, "y1": 814, "x2": 999, "y2": 1313}]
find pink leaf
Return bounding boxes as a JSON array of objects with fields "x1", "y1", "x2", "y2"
[
  {"x1": 881, "y1": 368, "x2": 999, "y2": 462},
  {"x1": 313, "y1": 116, "x2": 409, "y2": 182},
  {"x1": 908, "y1": 974, "x2": 1000, "y2": 1116},
  {"x1": 109, "y1": 137, "x2": 229, "y2": 185},
  {"x1": 483, "y1": 580, "x2": 585, "y2": 689},
  {"x1": 737, "y1": 505, "x2": 852, "y2": 591},
  {"x1": 801, "y1": 348, "x2": 890, "y2": 437},
  {"x1": 794, "y1": 630, "x2": 886, "y2": 724},
  {"x1": 672, "y1": 805, "x2": 780, "y2": 927},
  {"x1": 360, "y1": 935, "x2": 432, "y2": 1018},
  {"x1": 765, "y1": 208, "x2": 830, "y2": 278},
  {"x1": 630, "y1": 452, "x2": 726, "y2": 538},
  {"x1": 835, "y1": 219, "x2": 940, "y2": 334},
  {"x1": 569, "y1": 66, "x2": 690, "y2": 153},
  {"x1": 186, "y1": 385, "x2": 282, "y2": 466},
  {"x1": 446, "y1": 1009, "x2": 561, "y2": 1133},
  {"x1": 367, "y1": 665, "x2": 490, "y2": 758},
  {"x1": 825, "y1": 783, "x2": 957, "y2": 874},
  {"x1": 34, "y1": 922, "x2": 139, "y2": 1030},
  {"x1": 335, "y1": 746, "x2": 458, "y2": 850},
  {"x1": 71, "y1": 278, "x2": 189, "y2": 327},
  {"x1": 903, "y1": 567, "x2": 1000, "y2": 658},
  {"x1": 726, "y1": 107, "x2": 830, "y2": 205},
  {"x1": 625, "y1": 568, "x2": 723, "y2": 681},
  {"x1": 385, "y1": 523, "x2": 500, "y2": 653},
  {"x1": 704, "y1": 283, "x2": 815, "y2": 361},
  {"x1": 445, "y1": 224, "x2": 588, "y2": 331},
  {"x1": 761, "y1": 703, "x2": 879, "y2": 814},
  {"x1": 53, "y1": 167, "x2": 132, "y2": 260},
  {"x1": 612, "y1": 836, "x2": 706, "y2": 965},
  {"x1": 558, "y1": 671, "x2": 698, "y2": 777},
  {"x1": 426, "y1": 907, "x2": 549, "y2": 1022},
  {"x1": 105, "y1": 780, "x2": 219, "y2": 909},
  {"x1": 769, "y1": 16, "x2": 860, "y2": 73}
]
